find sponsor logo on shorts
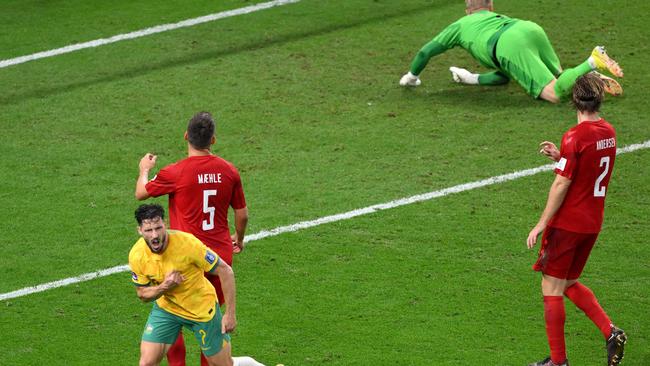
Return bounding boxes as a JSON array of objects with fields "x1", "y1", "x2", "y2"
[
  {"x1": 145, "y1": 324, "x2": 154, "y2": 335},
  {"x1": 205, "y1": 251, "x2": 216, "y2": 264}
]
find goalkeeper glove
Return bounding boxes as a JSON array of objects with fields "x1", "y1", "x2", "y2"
[{"x1": 399, "y1": 72, "x2": 421, "y2": 86}]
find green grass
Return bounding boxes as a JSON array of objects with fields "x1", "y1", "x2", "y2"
[{"x1": 1, "y1": 0, "x2": 649, "y2": 365}]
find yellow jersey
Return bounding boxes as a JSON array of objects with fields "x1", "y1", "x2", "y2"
[{"x1": 129, "y1": 230, "x2": 220, "y2": 322}]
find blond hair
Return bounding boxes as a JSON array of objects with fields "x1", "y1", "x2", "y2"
[{"x1": 465, "y1": 0, "x2": 493, "y2": 11}]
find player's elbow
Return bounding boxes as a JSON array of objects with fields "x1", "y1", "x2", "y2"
[
  {"x1": 136, "y1": 288, "x2": 155, "y2": 303},
  {"x1": 134, "y1": 190, "x2": 149, "y2": 200},
  {"x1": 137, "y1": 294, "x2": 151, "y2": 303},
  {"x1": 217, "y1": 262, "x2": 235, "y2": 280},
  {"x1": 554, "y1": 175, "x2": 572, "y2": 187},
  {"x1": 552, "y1": 177, "x2": 572, "y2": 194}
]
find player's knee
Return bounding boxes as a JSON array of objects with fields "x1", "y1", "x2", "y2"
[
  {"x1": 206, "y1": 356, "x2": 232, "y2": 366},
  {"x1": 205, "y1": 346, "x2": 233, "y2": 366},
  {"x1": 540, "y1": 88, "x2": 560, "y2": 103},
  {"x1": 139, "y1": 349, "x2": 165, "y2": 366},
  {"x1": 540, "y1": 79, "x2": 560, "y2": 103},
  {"x1": 139, "y1": 358, "x2": 158, "y2": 366},
  {"x1": 545, "y1": 94, "x2": 560, "y2": 104}
]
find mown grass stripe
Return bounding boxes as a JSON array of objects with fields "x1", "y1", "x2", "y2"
[
  {"x1": 2, "y1": 139, "x2": 647, "y2": 302},
  {"x1": 0, "y1": 0, "x2": 302, "y2": 69}
]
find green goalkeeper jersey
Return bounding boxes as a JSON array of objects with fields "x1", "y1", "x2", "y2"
[{"x1": 411, "y1": 10, "x2": 517, "y2": 75}]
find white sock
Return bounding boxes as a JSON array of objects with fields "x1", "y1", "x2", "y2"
[
  {"x1": 233, "y1": 356, "x2": 265, "y2": 366},
  {"x1": 449, "y1": 66, "x2": 479, "y2": 85},
  {"x1": 587, "y1": 56, "x2": 597, "y2": 69}
]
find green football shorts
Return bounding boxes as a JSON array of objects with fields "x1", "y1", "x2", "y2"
[
  {"x1": 142, "y1": 302, "x2": 231, "y2": 357},
  {"x1": 495, "y1": 20, "x2": 562, "y2": 98}
]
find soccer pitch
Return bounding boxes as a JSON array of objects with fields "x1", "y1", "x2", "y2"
[{"x1": 1, "y1": 0, "x2": 649, "y2": 365}]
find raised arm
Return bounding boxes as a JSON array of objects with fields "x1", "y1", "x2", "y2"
[{"x1": 135, "y1": 153, "x2": 157, "y2": 200}]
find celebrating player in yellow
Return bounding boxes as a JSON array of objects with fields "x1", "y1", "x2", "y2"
[{"x1": 129, "y1": 204, "x2": 265, "y2": 366}]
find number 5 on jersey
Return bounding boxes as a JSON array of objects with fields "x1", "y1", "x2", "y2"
[{"x1": 202, "y1": 190, "x2": 217, "y2": 230}]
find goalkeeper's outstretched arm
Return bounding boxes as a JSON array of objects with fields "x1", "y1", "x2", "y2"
[
  {"x1": 410, "y1": 39, "x2": 448, "y2": 76},
  {"x1": 400, "y1": 40, "x2": 448, "y2": 86}
]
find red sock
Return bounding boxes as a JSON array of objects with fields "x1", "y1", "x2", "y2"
[
  {"x1": 167, "y1": 332, "x2": 187, "y2": 366},
  {"x1": 544, "y1": 296, "x2": 567, "y2": 364},
  {"x1": 565, "y1": 282, "x2": 612, "y2": 339}
]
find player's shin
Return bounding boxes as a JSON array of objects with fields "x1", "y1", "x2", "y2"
[
  {"x1": 554, "y1": 61, "x2": 593, "y2": 98},
  {"x1": 544, "y1": 296, "x2": 568, "y2": 365},
  {"x1": 564, "y1": 282, "x2": 612, "y2": 339}
]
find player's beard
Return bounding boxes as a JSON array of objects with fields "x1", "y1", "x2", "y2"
[{"x1": 147, "y1": 232, "x2": 167, "y2": 253}]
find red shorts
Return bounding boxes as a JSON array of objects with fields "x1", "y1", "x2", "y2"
[{"x1": 532, "y1": 226, "x2": 598, "y2": 280}]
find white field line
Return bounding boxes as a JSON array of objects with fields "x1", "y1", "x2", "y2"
[
  {"x1": 1, "y1": 139, "x2": 649, "y2": 301},
  {"x1": 0, "y1": 0, "x2": 302, "y2": 69}
]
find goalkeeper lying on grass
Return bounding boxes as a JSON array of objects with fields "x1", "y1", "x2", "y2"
[{"x1": 399, "y1": 0, "x2": 623, "y2": 103}]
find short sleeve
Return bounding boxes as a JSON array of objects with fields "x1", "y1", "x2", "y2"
[
  {"x1": 187, "y1": 235, "x2": 221, "y2": 273},
  {"x1": 145, "y1": 164, "x2": 178, "y2": 197},
  {"x1": 554, "y1": 131, "x2": 578, "y2": 180},
  {"x1": 128, "y1": 249, "x2": 150, "y2": 287}
]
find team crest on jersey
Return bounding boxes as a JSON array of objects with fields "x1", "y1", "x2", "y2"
[
  {"x1": 205, "y1": 251, "x2": 216, "y2": 264},
  {"x1": 131, "y1": 271, "x2": 138, "y2": 281}
]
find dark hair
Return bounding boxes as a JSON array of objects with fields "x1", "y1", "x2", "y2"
[
  {"x1": 571, "y1": 73, "x2": 605, "y2": 113},
  {"x1": 135, "y1": 204, "x2": 165, "y2": 225},
  {"x1": 187, "y1": 111, "x2": 215, "y2": 149}
]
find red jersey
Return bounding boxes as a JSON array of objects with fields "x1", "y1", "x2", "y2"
[
  {"x1": 548, "y1": 119, "x2": 616, "y2": 233},
  {"x1": 145, "y1": 155, "x2": 246, "y2": 258}
]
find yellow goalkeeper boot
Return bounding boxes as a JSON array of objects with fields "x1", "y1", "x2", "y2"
[{"x1": 590, "y1": 46, "x2": 624, "y2": 77}]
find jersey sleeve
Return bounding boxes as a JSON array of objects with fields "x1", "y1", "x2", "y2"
[
  {"x1": 187, "y1": 235, "x2": 221, "y2": 273},
  {"x1": 145, "y1": 164, "x2": 178, "y2": 197},
  {"x1": 128, "y1": 248, "x2": 150, "y2": 286},
  {"x1": 431, "y1": 21, "x2": 461, "y2": 50},
  {"x1": 554, "y1": 131, "x2": 579, "y2": 180},
  {"x1": 410, "y1": 22, "x2": 460, "y2": 75}
]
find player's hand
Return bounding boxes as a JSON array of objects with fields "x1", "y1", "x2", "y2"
[
  {"x1": 139, "y1": 153, "x2": 157, "y2": 172},
  {"x1": 162, "y1": 270, "x2": 184, "y2": 291},
  {"x1": 232, "y1": 233, "x2": 244, "y2": 254},
  {"x1": 399, "y1": 72, "x2": 421, "y2": 86},
  {"x1": 539, "y1": 141, "x2": 560, "y2": 162},
  {"x1": 527, "y1": 223, "x2": 545, "y2": 249},
  {"x1": 221, "y1": 312, "x2": 237, "y2": 334}
]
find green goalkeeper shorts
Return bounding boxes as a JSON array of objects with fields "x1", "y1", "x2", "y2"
[
  {"x1": 142, "y1": 302, "x2": 231, "y2": 357},
  {"x1": 495, "y1": 20, "x2": 562, "y2": 98}
]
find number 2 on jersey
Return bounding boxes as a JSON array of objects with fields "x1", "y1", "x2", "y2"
[
  {"x1": 593, "y1": 156, "x2": 610, "y2": 197},
  {"x1": 202, "y1": 190, "x2": 217, "y2": 230}
]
